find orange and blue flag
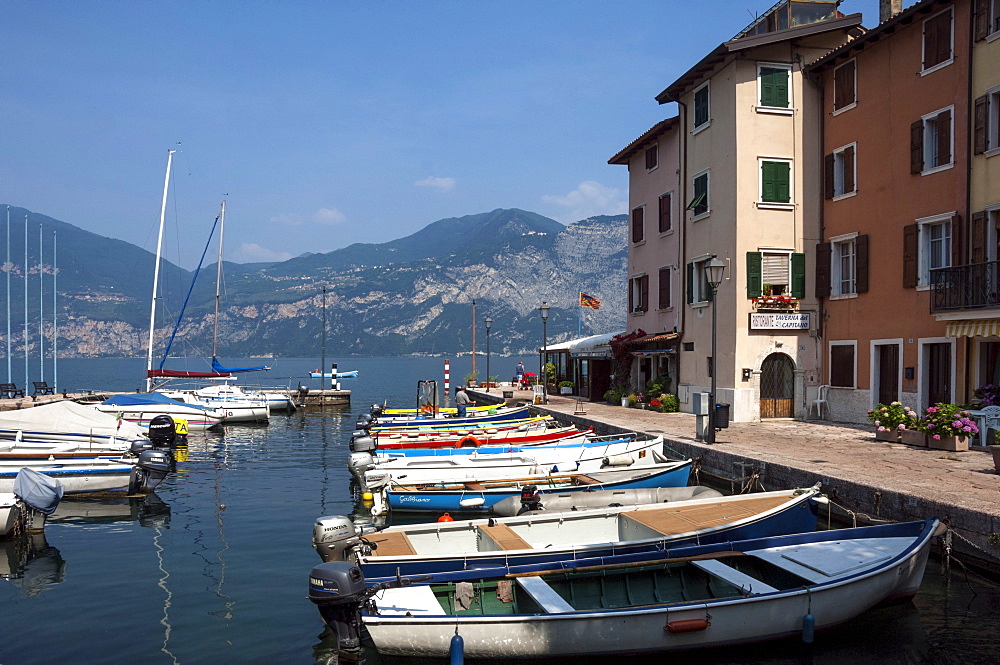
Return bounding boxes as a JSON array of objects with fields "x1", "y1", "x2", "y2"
[{"x1": 579, "y1": 292, "x2": 601, "y2": 310}]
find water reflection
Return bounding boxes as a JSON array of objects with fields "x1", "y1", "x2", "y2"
[
  {"x1": 50, "y1": 492, "x2": 171, "y2": 527},
  {"x1": 1, "y1": 532, "x2": 66, "y2": 597}
]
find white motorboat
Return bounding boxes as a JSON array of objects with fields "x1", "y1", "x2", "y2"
[
  {"x1": 159, "y1": 389, "x2": 269, "y2": 423},
  {"x1": 0, "y1": 401, "x2": 148, "y2": 447},
  {"x1": 96, "y1": 393, "x2": 225, "y2": 431},
  {"x1": 0, "y1": 451, "x2": 171, "y2": 496}
]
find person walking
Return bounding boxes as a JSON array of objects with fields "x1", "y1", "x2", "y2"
[
  {"x1": 455, "y1": 386, "x2": 474, "y2": 418},
  {"x1": 515, "y1": 362, "x2": 525, "y2": 383}
]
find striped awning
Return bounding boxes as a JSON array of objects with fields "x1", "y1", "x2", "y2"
[{"x1": 945, "y1": 319, "x2": 1000, "y2": 337}]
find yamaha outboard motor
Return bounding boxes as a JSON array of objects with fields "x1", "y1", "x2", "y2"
[
  {"x1": 308, "y1": 561, "x2": 369, "y2": 659},
  {"x1": 147, "y1": 414, "x2": 178, "y2": 448},
  {"x1": 369, "y1": 404, "x2": 384, "y2": 418},
  {"x1": 519, "y1": 484, "x2": 543, "y2": 513},
  {"x1": 128, "y1": 449, "x2": 172, "y2": 493},
  {"x1": 129, "y1": 439, "x2": 155, "y2": 456},
  {"x1": 312, "y1": 515, "x2": 367, "y2": 562}
]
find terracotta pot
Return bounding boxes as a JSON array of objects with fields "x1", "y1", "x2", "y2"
[
  {"x1": 900, "y1": 429, "x2": 927, "y2": 447},
  {"x1": 988, "y1": 446, "x2": 1000, "y2": 473},
  {"x1": 928, "y1": 435, "x2": 970, "y2": 452},
  {"x1": 874, "y1": 429, "x2": 900, "y2": 442}
]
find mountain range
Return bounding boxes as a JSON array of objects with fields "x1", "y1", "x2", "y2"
[{"x1": 0, "y1": 206, "x2": 627, "y2": 361}]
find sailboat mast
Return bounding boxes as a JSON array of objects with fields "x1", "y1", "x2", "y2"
[
  {"x1": 5, "y1": 206, "x2": 10, "y2": 383},
  {"x1": 212, "y1": 200, "x2": 225, "y2": 360},
  {"x1": 39, "y1": 221, "x2": 43, "y2": 382},
  {"x1": 23, "y1": 214, "x2": 28, "y2": 390},
  {"x1": 52, "y1": 232, "x2": 58, "y2": 390},
  {"x1": 146, "y1": 149, "x2": 175, "y2": 392}
]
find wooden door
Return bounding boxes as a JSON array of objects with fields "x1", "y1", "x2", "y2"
[
  {"x1": 876, "y1": 344, "x2": 900, "y2": 406},
  {"x1": 760, "y1": 353, "x2": 795, "y2": 418},
  {"x1": 926, "y1": 343, "x2": 951, "y2": 406}
]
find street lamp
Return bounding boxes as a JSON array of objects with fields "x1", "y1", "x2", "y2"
[
  {"x1": 484, "y1": 316, "x2": 493, "y2": 393},
  {"x1": 705, "y1": 257, "x2": 727, "y2": 444},
  {"x1": 539, "y1": 302, "x2": 550, "y2": 404}
]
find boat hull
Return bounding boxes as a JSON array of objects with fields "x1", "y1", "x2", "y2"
[{"x1": 0, "y1": 459, "x2": 138, "y2": 495}]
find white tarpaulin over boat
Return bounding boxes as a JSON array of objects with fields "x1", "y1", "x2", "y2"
[{"x1": 0, "y1": 401, "x2": 147, "y2": 441}]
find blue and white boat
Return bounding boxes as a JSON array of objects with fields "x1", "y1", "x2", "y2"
[
  {"x1": 0, "y1": 451, "x2": 171, "y2": 496},
  {"x1": 377, "y1": 459, "x2": 693, "y2": 515},
  {"x1": 96, "y1": 393, "x2": 225, "y2": 431}
]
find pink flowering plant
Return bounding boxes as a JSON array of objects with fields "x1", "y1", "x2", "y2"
[
  {"x1": 866, "y1": 401, "x2": 918, "y2": 432},
  {"x1": 974, "y1": 383, "x2": 1000, "y2": 406},
  {"x1": 920, "y1": 403, "x2": 979, "y2": 440}
]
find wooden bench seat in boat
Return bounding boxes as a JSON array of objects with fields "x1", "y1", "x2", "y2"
[
  {"x1": 691, "y1": 559, "x2": 779, "y2": 595},
  {"x1": 365, "y1": 531, "x2": 418, "y2": 556},
  {"x1": 463, "y1": 482, "x2": 486, "y2": 491},
  {"x1": 622, "y1": 495, "x2": 792, "y2": 538},
  {"x1": 375, "y1": 585, "x2": 443, "y2": 616},
  {"x1": 572, "y1": 474, "x2": 601, "y2": 485},
  {"x1": 476, "y1": 523, "x2": 532, "y2": 551},
  {"x1": 516, "y1": 576, "x2": 575, "y2": 613}
]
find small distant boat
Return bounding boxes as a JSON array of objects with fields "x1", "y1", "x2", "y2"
[{"x1": 310, "y1": 369, "x2": 359, "y2": 379}]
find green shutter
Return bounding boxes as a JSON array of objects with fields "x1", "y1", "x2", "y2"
[
  {"x1": 760, "y1": 68, "x2": 775, "y2": 106},
  {"x1": 687, "y1": 262, "x2": 694, "y2": 304},
  {"x1": 791, "y1": 252, "x2": 806, "y2": 298},
  {"x1": 762, "y1": 161, "x2": 790, "y2": 203},
  {"x1": 747, "y1": 252, "x2": 762, "y2": 298},
  {"x1": 704, "y1": 268, "x2": 713, "y2": 302},
  {"x1": 760, "y1": 67, "x2": 788, "y2": 108}
]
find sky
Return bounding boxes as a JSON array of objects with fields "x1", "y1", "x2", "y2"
[{"x1": 2, "y1": 0, "x2": 880, "y2": 269}]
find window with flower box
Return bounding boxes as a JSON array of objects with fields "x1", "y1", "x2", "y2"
[{"x1": 746, "y1": 250, "x2": 805, "y2": 303}]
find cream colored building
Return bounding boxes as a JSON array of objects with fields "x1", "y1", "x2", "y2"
[{"x1": 654, "y1": 5, "x2": 863, "y2": 422}]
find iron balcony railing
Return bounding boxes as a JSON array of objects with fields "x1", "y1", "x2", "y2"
[{"x1": 930, "y1": 261, "x2": 1000, "y2": 312}]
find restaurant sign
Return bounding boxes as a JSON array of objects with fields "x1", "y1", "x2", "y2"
[{"x1": 749, "y1": 312, "x2": 811, "y2": 330}]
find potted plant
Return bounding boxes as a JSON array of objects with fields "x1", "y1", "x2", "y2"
[
  {"x1": 464, "y1": 372, "x2": 478, "y2": 387},
  {"x1": 921, "y1": 403, "x2": 979, "y2": 451},
  {"x1": 867, "y1": 402, "x2": 918, "y2": 442},
  {"x1": 974, "y1": 383, "x2": 1000, "y2": 406},
  {"x1": 558, "y1": 380, "x2": 574, "y2": 395}
]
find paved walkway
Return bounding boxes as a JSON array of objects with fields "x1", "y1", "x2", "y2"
[{"x1": 472, "y1": 387, "x2": 1000, "y2": 568}]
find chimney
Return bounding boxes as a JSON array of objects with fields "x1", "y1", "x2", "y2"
[{"x1": 879, "y1": 0, "x2": 903, "y2": 23}]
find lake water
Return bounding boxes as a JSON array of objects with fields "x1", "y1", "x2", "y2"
[{"x1": 3, "y1": 357, "x2": 1000, "y2": 665}]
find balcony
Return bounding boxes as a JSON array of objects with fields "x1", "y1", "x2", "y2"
[{"x1": 930, "y1": 262, "x2": 1000, "y2": 312}]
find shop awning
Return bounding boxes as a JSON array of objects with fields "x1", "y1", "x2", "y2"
[
  {"x1": 541, "y1": 331, "x2": 623, "y2": 357},
  {"x1": 945, "y1": 319, "x2": 1000, "y2": 338},
  {"x1": 634, "y1": 332, "x2": 680, "y2": 345}
]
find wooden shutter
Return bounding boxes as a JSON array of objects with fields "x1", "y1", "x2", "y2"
[
  {"x1": 686, "y1": 263, "x2": 694, "y2": 304},
  {"x1": 632, "y1": 207, "x2": 644, "y2": 243},
  {"x1": 903, "y1": 223, "x2": 919, "y2": 288},
  {"x1": 856, "y1": 235, "x2": 869, "y2": 294},
  {"x1": 951, "y1": 214, "x2": 964, "y2": 267},
  {"x1": 659, "y1": 194, "x2": 671, "y2": 233},
  {"x1": 658, "y1": 268, "x2": 671, "y2": 309},
  {"x1": 815, "y1": 243, "x2": 832, "y2": 297},
  {"x1": 924, "y1": 15, "x2": 939, "y2": 68},
  {"x1": 834, "y1": 61, "x2": 854, "y2": 110},
  {"x1": 843, "y1": 145, "x2": 855, "y2": 194},
  {"x1": 910, "y1": 120, "x2": 924, "y2": 174},
  {"x1": 768, "y1": 68, "x2": 789, "y2": 108},
  {"x1": 640, "y1": 275, "x2": 649, "y2": 311},
  {"x1": 971, "y1": 211, "x2": 988, "y2": 264},
  {"x1": 629, "y1": 277, "x2": 634, "y2": 312},
  {"x1": 645, "y1": 145, "x2": 658, "y2": 170},
  {"x1": 975, "y1": 0, "x2": 989, "y2": 41},
  {"x1": 936, "y1": 12, "x2": 952, "y2": 63},
  {"x1": 762, "y1": 161, "x2": 790, "y2": 203},
  {"x1": 937, "y1": 109, "x2": 952, "y2": 165},
  {"x1": 791, "y1": 253, "x2": 806, "y2": 299},
  {"x1": 975, "y1": 95, "x2": 989, "y2": 154},
  {"x1": 746, "y1": 252, "x2": 763, "y2": 298},
  {"x1": 824, "y1": 153, "x2": 835, "y2": 199},
  {"x1": 760, "y1": 68, "x2": 775, "y2": 106}
]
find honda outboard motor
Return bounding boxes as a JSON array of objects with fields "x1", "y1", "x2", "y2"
[
  {"x1": 519, "y1": 484, "x2": 542, "y2": 513},
  {"x1": 308, "y1": 561, "x2": 369, "y2": 659},
  {"x1": 147, "y1": 414, "x2": 178, "y2": 448},
  {"x1": 347, "y1": 452, "x2": 375, "y2": 481},
  {"x1": 312, "y1": 515, "x2": 367, "y2": 562},
  {"x1": 128, "y1": 449, "x2": 172, "y2": 493},
  {"x1": 349, "y1": 434, "x2": 375, "y2": 454}
]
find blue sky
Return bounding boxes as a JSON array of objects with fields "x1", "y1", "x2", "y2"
[{"x1": 3, "y1": 0, "x2": 879, "y2": 269}]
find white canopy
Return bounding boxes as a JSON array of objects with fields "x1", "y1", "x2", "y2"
[
  {"x1": 541, "y1": 331, "x2": 623, "y2": 356},
  {"x1": 0, "y1": 401, "x2": 147, "y2": 441}
]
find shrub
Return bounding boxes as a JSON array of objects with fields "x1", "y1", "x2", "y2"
[
  {"x1": 660, "y1": 394, "x2": 679, "y2": 412},
  {"x1": 644, "y1": 373, "x2": 672, "y2": 398},
  {"x1": 866, "y1": 402, "x2": 917, "y2": 432},
  {"x1": 558, "y1": 381, "x2": 574, "y2": 389},
  {"x1": 920, "y1": 403, "x2": 980, "y2": 439},
  {"x1": 974, "y1": 383, "x2": 1000, "y2": 406},
  {"x1": 627, "y1": 393, "x2": 639, "y2": 407},
  {"x1": 603, "y1": 387, "x2": 625, "y2": 405}
]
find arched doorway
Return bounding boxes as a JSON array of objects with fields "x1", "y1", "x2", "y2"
[{"x1": 760, "y1": 353, "x2": 795, "y2": 418}]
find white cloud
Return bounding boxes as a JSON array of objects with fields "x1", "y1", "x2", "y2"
[
  {"x1": 313, "y1": 207, "x2": 347, "y2": 224},
  {"x1": 414, "y1": 176, "x2": 457, "y2": 193},
  {"x1": 240, "y1": 242, "x2": 293, "y2": 263},
  {"x1": 542, "y1": 181, "x2": 627, "y2": 222},
  {"x1": 269, "y1": 213, "x2": 304, "y2": 226}
]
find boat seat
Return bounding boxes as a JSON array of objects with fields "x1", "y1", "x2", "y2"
[
  {"x1": 376, "y1": 585, "x2": 443, "y2": 616},
  {"x1": 691, "y1": 559, "x2": 779, "y2": 595},
  {"x1": 464, "y1": 482, "x2": 486, "y2": 491},
  {"x1": 573, "y1": 475, "x2": 601, "y2": 485},
  {"x1": 477, "y1": 523, "x2": 532, "y2": 551},
  {"x1": 515, "y1": 576, "x2": 575, "y2": 613},
  {"x1": 364, "y1": 531, "x2": 418, "y2": 556}
]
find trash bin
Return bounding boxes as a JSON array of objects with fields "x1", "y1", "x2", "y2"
[{"x1": 714, "y1": 403, "x2": 730, "y2": 429}]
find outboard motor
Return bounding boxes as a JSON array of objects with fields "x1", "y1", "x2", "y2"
[
  {"x1": 369, "y1": 404, "x2": 384, "y2": 418},
  {"x1": 347, "y1": 452, "x2": 375, "y2": 481},
  {"x1": 312, "y1": 515, "x2": 367, "y2": 562},
  {"x1": 128, "y1": 449, "x2": 172, "y2": 493},
  {"x1": 308, "y1": 561, "x2": 370, "y2": 659},
  {"x1": 13, "y1": 467, "x2": 65, "y2": 532},
  {"x1": 519, "y1": 484, "x2": 543, "y2": 513},
  {"x1": 147, "y1": 414, "x2": 177, "y2": 447},
  {"x1": 355, "y1": 413, "x2": 373, "y2": 430},
  {"x1": 129, "y1": 439, "x2": 155, "y2": 456},
  {"x1": 349, "y1": 434, "x2": 375, "y2": 454}
]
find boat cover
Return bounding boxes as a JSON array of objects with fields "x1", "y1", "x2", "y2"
[
  {"x1": 0, "y1": 401, "x2": 147, "y2": 441},
  {"x1": 102, "y1": 392, "x2": 215, "y2": 411},
  {"x1": 148, "y1": 369, "x2": 231, "y2": 378},
  {"x1": 13, "y1": 467, "x2": 65, "y2": 514},
  {"x1": 212, "y1": 357, "x2": 269, "y2": 373}
]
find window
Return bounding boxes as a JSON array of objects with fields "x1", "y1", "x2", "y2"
[
  {"x1": 645, "y1": 144, "x2": 658, "y2": 171},
  {"x1": 973, "y1": 86, "x2": 1000, "y2": 156},
  {"x1": 658, "y1": 267, "x2": 671, "y2": 309},
  {"x1": 825, "y1": 143, "x2": 856, "y2": 199},
  {"x1": 693, "y1": 82, "x2": 710, "y2": 130},
  {"x1": 629, "y1": 274, "x2": 649, "y2": 313},
  {"x1": 833, "y1": 59, "x2": 856, "y2": 112},
  {"x1": 910, "y1": 107, "x2": 953, "y2": 174},
  {"x1": 692, "y1": 171, "x2": 709, "y2": 217},
  {"x1": 829, "y1": 342, "x2": 856, "y2": 388},
  {"x1": 686, "y1": 257, "x2": 714, "y2": 304},
  {"x1": 658, "y1": 192, "x2": 672, "y2": 233},
  {"x1": 833, "y1": 236, "x2": 856, "y2": 296},
  {"x1": 906, "y1": 216, "x2": 954, "y2": 287},
  {"x1": 816, "y1": 235, "x2": 868, "y2": 298},
  {"x1": 631, "y1": 206, "x2": 644, "y2": 243},
  {"x1": 757, "y1": 63, "x2": 791, "y2": 109},
  {"x1": 746, "y1": 251, "x2": 806, "y2": 298},
  {"x1": 922, "y1": 8, "x2": 953, "y2": 73},
  {"x1": 759, "y1": 159, "x2": 792, "y2": 206}
]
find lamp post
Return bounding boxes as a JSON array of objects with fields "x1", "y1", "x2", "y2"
[
  {"x1": 539, "y1": 302, "x2": 550, "y2": 404},
  {"x1": 705, "y1": 257, "x2": 727, "y2": 444},
  {"x1": 484, "y1": 316, "x2": 492, "y2": 393}
]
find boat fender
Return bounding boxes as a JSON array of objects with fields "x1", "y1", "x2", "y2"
[
  {"x1": 455, "y1": 436, "x2": 481, "y2": 448},
  {"x1": 438, "y1": 512, "x2": 454, "y2": 522},
  {"x1": 664, "y1": 618, "x2": 710, "y2": 633},
  {"x1": 602, "y1": 453, "x2": 635, "y2": 467},
  {"x1": 450, "y1": 629, "x2": 465, "y2": 665},
  {"x1": 802, "y1": 613, "x2": 815, "y2": 643}
]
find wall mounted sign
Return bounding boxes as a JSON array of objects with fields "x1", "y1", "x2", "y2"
[{"x1": 749, "y1": 312, "x2": 811, "y2": 330}]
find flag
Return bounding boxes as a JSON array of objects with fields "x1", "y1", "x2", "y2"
[{"x1": 579, "y1": 292, "x2": 601, "y2": 310}]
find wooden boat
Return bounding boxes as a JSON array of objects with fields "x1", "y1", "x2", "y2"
[
  {"x1": 312, "y1": 486, "x2": 818, "y2": 577},
  {"x1": 309, "y1": 518, "x2": 940, "y2": 658},
  {"x1": 376, "y1": 459, "x2": 692, "y2": 516}
]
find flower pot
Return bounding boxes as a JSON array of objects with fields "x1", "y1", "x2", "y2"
[
  {"x1": 560, "y1": 387, "x2": 573, "y2": 395},
  {"x1": 621, "y1": 397, "x2": 629, "y2": 407},
  {"x1": 987, "y1": 446, "x2": 1000, "y2": 473},
  {"x1": 900, "y1": 429, "x2": 927, "y2": 447},
  {"x1": 928, "y1": 435, "x2": 970, "y2": 452},
  {"x1": 874, "y1": 429, "x2": 900, "y2": 442}
]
